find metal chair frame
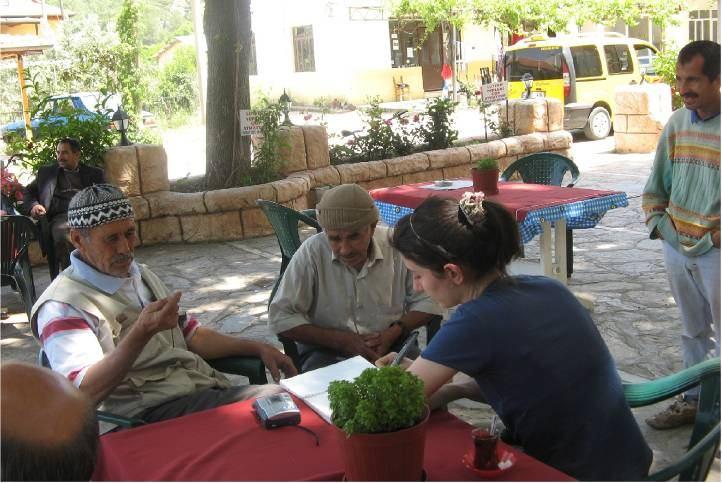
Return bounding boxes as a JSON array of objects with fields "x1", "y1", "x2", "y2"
[{"x1": 1, "y1": 215, "x2": 38, "y2": 320}]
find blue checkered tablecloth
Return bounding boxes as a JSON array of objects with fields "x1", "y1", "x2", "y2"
[{"x1": 375, "y1": 192, "x2": 629, "y2": 244}]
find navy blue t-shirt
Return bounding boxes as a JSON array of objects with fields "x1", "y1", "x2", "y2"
[{"x1": 422, "y1": 276, "x2": 652, "y2": 481}]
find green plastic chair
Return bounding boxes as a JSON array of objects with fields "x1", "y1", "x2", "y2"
[
  {"x1": 1, "y1": 215, "x2": 38, "y2": 320},
  {"x1": 40, "y1": 351, "x2": 268, "y2": 429},
  {"x1": 500, "y1": 152, "x2": 580, "y2": 277},
  {"x1": 623, "y1": 357, "x2": 720, "y2": 481}
]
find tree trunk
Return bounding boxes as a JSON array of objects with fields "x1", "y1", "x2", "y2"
[{"x1": 204, "y1": 0, "x2": 252, "y2": 189}]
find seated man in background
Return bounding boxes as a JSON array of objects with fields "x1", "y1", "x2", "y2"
[
  {"x1": 23, "y1": 137, "x2": 105, "y2": 271},
  {"x1": 32, "y1": 184, "x2": 296, "y2": 429},
  {"x1": 269, "y1": 183, "x2": 441, "y2": 371},
  {"x1": 1, "y1": 362, "x2": 99, "y2": 481}
]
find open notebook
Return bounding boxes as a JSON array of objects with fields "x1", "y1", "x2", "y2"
[{"x1": 279, "y1": 356, "x2": 375, "y2": 423}]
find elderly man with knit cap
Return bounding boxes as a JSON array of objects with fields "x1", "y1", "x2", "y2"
[
  {"x1": 32, "y1": 184, "x2": 296, "y2": 429},
  {"x1": 269, "y1": 183, "x2": 441, "y2": 371}
]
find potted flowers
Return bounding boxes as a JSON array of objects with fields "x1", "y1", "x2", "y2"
[
  {"x1": 328, "y1": 366, "x2": 429, "y2": 481},
  {"x1": 471, "y1": 158, "x2": 499, "y2": 195},
  {"x1": 1, "y1": 167, "x2": 24, "y2": 215}
]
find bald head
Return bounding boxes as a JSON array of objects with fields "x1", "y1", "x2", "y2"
[{"x1": 1, "y1": 362, "x2": 99, "y2": 481}]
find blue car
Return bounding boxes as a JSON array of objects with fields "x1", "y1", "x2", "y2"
[{"x1": 1, "y1": 92, "x2": 156, "y2": 141}]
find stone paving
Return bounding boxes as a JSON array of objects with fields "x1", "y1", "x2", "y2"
[{"x1": 1, "y1": 135, "x2": 718, "y2": 479}]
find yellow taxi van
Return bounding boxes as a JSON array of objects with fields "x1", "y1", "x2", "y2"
[{"x1": 504, "y1": 32, "x2": 659, "y2": 139}]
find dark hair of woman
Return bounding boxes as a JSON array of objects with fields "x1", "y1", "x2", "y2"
[{"x1": 390, "y1": 195, "x2": 522, "y2": 280}]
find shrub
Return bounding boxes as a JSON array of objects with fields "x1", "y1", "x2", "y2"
[
  {"x1": 415, "y1": 96, "x2": 458, "y2": 150},
  {"x1": 653, "y1": 46, "x2": 683, "y2": 110},
  {"x1": 242, "y1": 98, "x2": 287, "y2": 186},
  {"x1": 328, "y1": 366, "x2": 425, "y2": 435}
]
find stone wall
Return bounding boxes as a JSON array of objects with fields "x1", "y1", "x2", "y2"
[{"x1": 614, "y1": 84, "x2": 672, "y2": 153}]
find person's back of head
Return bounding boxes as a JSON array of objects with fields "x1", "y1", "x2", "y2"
[
  {"x1": 1, "y1": 362, "x2": 99, "y2": 481},
  {"x1": 391, "y1": 194, "x2": 522, "y2": 280}
]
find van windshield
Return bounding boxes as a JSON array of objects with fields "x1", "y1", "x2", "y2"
[{"x1": 505, "y1": 47, "x2": 564, "y2": 81}]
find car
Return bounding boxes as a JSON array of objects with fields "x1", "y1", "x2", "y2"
[
  {"x1": 504, "y1": 32, "x2": 659, "y2": 140},
  {"x1": 1, "y1": 92, "x2": 157, "y2": 141}
]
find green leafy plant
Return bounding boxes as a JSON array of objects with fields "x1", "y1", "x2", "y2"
[
  {"x1": 243, "y1": 98, "x2": 287, "y2": 186},
  {"x1": 328, "y1": 366, "x2": 425, "y2": 435},
  {"x1": 415, "y1": 96, "x2": 458, "y2": 150},
  {"x1": 475, "y1": 157, "x2": 498, "y2": 170},
  {"x1": 652, "y1": 46, "x2": 683, "y2": 110}
]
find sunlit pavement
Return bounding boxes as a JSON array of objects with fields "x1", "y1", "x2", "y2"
[{"x1": 1, "y1": 133, "x2": 718, "y2": 479}]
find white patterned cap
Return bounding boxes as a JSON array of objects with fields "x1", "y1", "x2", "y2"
[{"x1": 67, "y1": 184, "x2": 134, "y2": 229}]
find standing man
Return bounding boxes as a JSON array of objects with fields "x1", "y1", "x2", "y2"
[
  {"x1": 642, "y1": 40, "x2": 720, "y2": 429},
  {"x1": 23, "y1": 137, "x2": 105, "y2": 273},
  {"x1": 269, "y1": 184, "x2": 441, "y2": 372}
]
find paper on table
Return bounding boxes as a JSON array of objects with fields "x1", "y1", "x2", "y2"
[
  {"x1": 422, "y1": 180, "x2": 473, "y2": 191},
  {"x1": 279, "y1": 355, "x2": 375, "y2": 423}
]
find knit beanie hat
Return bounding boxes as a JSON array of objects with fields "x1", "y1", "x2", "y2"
[
  {"x1": 67, "y1": 184, "x2": 134, "y2": 229},
  {"x1": 317, "y1": 184, "x2": 378, "y2": 230}
]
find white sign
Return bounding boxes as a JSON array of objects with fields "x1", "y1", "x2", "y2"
[
  {"x1": 481, "y1": 81, "x2": 508, "y2": 103},
  {"x1": 239, "y1": 110, "x2": 261, "y2": 136}
]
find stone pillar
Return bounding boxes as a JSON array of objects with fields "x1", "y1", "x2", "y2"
[
  {"x1": 500, "y1": 98, "x2": 564, "y2": 135},
  {"x1": 614, "y1": 84, "x2": 672, "y2": 153}
]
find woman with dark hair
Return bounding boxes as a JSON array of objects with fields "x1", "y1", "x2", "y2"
[{"x1": 378, "y1": 193, "x2": 652, "y2": 481}]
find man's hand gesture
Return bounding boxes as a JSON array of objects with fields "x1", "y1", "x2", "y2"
[
  {"x1": 30, "y1": 204, "x2": 46, "y2": 218},
  {"x1": 258, "y1": 345, "x2": 298, "y2": 382},
  {"x1": 136, "y1": 291, "x2": 182, "y2": 338},
  {"x1": 339, "y1": 332, "x2": 380, "y2": 362}
]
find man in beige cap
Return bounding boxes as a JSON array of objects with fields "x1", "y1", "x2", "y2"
[
  {"x1": 1, "y1": 362, "x2": 99, "y2": 481},
  {"x1": 269, "y1": 184, "x2": 441, "y2": 371}
]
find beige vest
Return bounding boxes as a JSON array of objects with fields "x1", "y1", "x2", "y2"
[{"x1": 31, "y1": 264, "x2": 230, "y2": 418}]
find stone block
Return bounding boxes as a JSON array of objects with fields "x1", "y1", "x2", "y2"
[
  {"x1": 292, "y1": 195, "x2": 311, "y2": 211},
  {"x1": 467, "y1": 140, "x2": 506, "y2": 162},
  {"x1": 508, "y1": 99, "x2": 549, "y2": 134},
  {"x1": 128, "y1": 196, "x2": 150, "y2": 221},
  {"x1": 139, "y1": 216, "x2": 182, "y2": 245},
  {"x1": 443, "y1": 164, "x2": 473, "y2": 180},
  {"x1": 271, "y1": 177, "x2": 310, "y2": 203},
  {"x1": 546, "y1": 98, "x2": 564, "y2": 131},
  {"x1": 627, "y1": 114, "x2": 664, "y2": 133},
  {"x1": 181, "y1": 212, "x2": 243, "y2": 243},
  {"x1": 615, "y1": 83, "x2": 672, "y2": 116},
  {"x1": 402, "y1": 168, "x2": 445, "y2": 185},
  {"x1": 136, "y1": 144, "x2": 170, "y2": 194},
  {"x1": 358, "y1": 176, "x2": 404, "y2": 191},
  {"x1": 367, "y1": 160, "x2": 388, "y2": 180},
  {"x1": 205, "y1": 184, "x2": 276, "y2": 212},
  {"x1": 277, "y1": 126, "x2": 307, "y2": 175},
  {"x1": 301, "y1": 125, "x2": 330, "y2": 169},
  {"x1": 308, "y1": 166, "x2": 341, "y2": 187},
  {"x1": 336, "y1": 162, "x2": 371, "y2": 183},
  {"x1": 385, "y1": 153, "x2": 429, "y2": 176},
  {"x1": 286, "y1": 172, "x2": 313, "y2": 189},
  {"x1": 502, "y1": 136, "x2": 524, "y2": 156},
  {"x1": 427, "y1": 147, "x2": 471, "y2": 169},
  {"x1": 613, "y1": 114, "x2": 628, "y2": 133},
  {"x1": 241, "y1": 207, "x2": 274, "y2": 237},
  {"x1": 615, "y1": 132, "x2": 660, "y2": 153},
  {"x1": 104, "y1": 146, "x2": 140, "y2": 197},
  {"x1": 497, "y1": 155, "x2": 519, "y2": 174},
  {"x1": 517, "y1": 133, "x2": 545, "y2": 155},
  {"x1": 543, "y1": 131, "x2": 573, "y2": 151},
  {"x1": 145, "y1": 191, "x2": 206, "y2": 217}
]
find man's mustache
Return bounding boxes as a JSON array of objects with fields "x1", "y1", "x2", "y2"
[
  {"x1": 682, "y1": 93, "x2": 699, "y2": 99},
  {"x1": 112, "y1": 254, "x2": 133, "y2": 264}
]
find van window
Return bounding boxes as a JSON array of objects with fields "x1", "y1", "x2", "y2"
[
  {"x1": 604, "y1": 44, "x2": 633, "y2": 74},
  {"x1": 634, "y1": 45, "x2": 657, "y2": 75},
  {"x1": 570, "y1": 45, "x2": 603, "y2": 78},
  {"x1": 505, "y1": 47, "x2": 563, "y2": 81}
]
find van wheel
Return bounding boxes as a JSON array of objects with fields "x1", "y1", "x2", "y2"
[{"x1": 583, "y1": 107, "x2": 611, "y2": 140}]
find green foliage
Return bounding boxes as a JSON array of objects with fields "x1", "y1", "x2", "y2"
[
  {"x1": 116, "y1": 0, "x2": 142, "y2": 119},
  {"x1": 415, "y1": 97, "x2": 458, "y2": 150},
  {"x1": 475, "y1": 157, "x2": 498, "y2": 170},
  {"x1": 152, "y1": 45, "x2": 198, "y2": 116},
  {"x1": 5, "y1": 76, "x2": 116, "y2": 173},
  {"x1": 328, "y1": 366, "x2": 425, "y2": 435},
  {"x1": 653, "y1": 46, "x2": 683, "y2": 110},
  {"x1": 242, "y1": 99, "x2": 286, "y2": 186}
]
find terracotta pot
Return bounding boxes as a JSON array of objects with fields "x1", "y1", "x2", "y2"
[
  {"x1": 335, "y1": 406, "x2": 430, "y2": 481},
  {"x1": 471, "y1": 167, "x2": 499, "y2": 195}
]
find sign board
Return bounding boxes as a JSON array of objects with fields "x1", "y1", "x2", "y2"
[
  {"x1": 481, "y1": 81, "x2": 508, "y2": 103},
  {"x1": 239, "y1": 110, "x2": 261, "y2": 136}
]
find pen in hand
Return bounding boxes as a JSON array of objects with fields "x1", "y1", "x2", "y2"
[{"x1": 391, "y1": 330, "x2": 419, "y2": 366}]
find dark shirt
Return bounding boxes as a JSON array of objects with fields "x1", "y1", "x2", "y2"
[
  {"x1": 422, "y1": 275, "x2": 652, "y2": 480},
  {"x1": 49, "y1": 168, "x2": 83, "y2": 217}
]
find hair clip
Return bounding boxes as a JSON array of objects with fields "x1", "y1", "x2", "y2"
[{"x1": 459, "y1": 191, "x2": 486, "y2": 225}]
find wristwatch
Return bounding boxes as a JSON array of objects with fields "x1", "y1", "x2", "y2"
[{"x1": 389, "y1": 320, "x2": 409, "y2": 337}]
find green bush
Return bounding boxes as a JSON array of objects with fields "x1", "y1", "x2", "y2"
[
  {"x1": 241, "y1": 98, "x2": 286, "y2": 186},
  {"x1": 328, "y1": 366, "x2": 425, "y2": 435},
  {"x1": 415, "y1": 97, "x2": 458, "y2": 150},
  {"x1": 152, "y1": 45, "x2": 198, "y2": 117},
  {"x1": 653, "y1": 47, "x2": 683, "y2": 110}
]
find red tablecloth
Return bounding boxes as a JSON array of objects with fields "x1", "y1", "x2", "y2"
[
  {"x1": 370, "y1": 181, "x2": 622, "y2": 223},
  {"x1": 92, "y1": 397, "x2": 572, "y2": 481}
]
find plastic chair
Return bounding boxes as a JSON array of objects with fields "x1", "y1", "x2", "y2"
[
  {"x1": 500, "y1": 152, "x2": 580, "y2": 277},
  {"x1": 40, "y1": 349, "x2": 268, "y2": 429},
  {"x1": 623, "y1": 357, "x2": 720, "y2": 481},
  {"x1": 1, "y1": 215, "x2": 38, "y2": 320}
]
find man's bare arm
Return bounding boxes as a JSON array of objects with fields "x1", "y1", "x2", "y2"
[{"x1": 280, "y1": 325, "x2": 379, "y2": 361}]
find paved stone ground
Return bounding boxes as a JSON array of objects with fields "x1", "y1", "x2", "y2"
[{"x1": 1, "y1": 135, "x2": 718, "y2": 479}]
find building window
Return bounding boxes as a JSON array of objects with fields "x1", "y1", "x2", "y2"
[
  {"x1": 249, "y1": 32, "x2": 258, "y2": 75},
  {"x1": 570, "y1": 45, "x2": 603, "y2": 78},
  {"x1": 689, "y1": 10, "x2": 718, "y2": 42},
  {"x1": 612, "y1": 17, "x2": 663, "y2": 49},
  {"x1": 293, "y1": 25, "x2": 316, "y2": 72},
  {"x1": 604, "y1": 44, "x2": 633, "y2": 74}
]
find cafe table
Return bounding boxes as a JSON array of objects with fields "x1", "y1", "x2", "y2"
[
  {"x1": 92, "y1": 396, "x2": 573, "y2": 481},
  {"x1": 370, "y1": 180, "x2": 628, "y2": 284}
]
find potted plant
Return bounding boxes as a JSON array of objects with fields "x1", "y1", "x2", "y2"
[
  {"x1": 328, "y1": 366, "x2": 429, "y2": 481},
  {"x1": 471, "y1": 157, "x2": 499, "y2": 195}
]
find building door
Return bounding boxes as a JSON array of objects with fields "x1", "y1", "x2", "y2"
[{"x1": 418, "y1": 26, "x2": 445, "y2": 91}]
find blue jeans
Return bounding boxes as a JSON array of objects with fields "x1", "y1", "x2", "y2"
[{"x1": 663, "y1": 242, "x2": 720, "y2": 397}]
